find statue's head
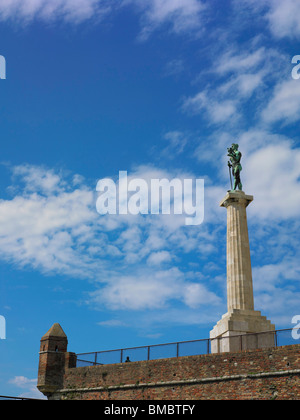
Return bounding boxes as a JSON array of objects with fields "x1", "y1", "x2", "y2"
[{"x1": 231, "y1": 143, "x2": 239, "y2": 151}]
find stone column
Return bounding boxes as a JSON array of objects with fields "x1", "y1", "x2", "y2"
[
  {"x1": 210, "y1": 191, "x2": 275, "y2": 353},
  {"x1": 223, "y1": 191, "x2": 254, "y2": 312}
]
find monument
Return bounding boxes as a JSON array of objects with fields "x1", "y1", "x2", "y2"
[{"x1": 210, "y1": 145, "x2": 275, "y2": 353}]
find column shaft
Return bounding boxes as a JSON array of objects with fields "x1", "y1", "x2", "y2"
[{"x1": 222, "y1": 192, "x2": 254, "y2": 312}]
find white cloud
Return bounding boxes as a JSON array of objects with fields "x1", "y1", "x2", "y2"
[
  {"x1": 216, "y1": 47, "x2": 267, "y2": 75},
  {"x1": 244, "y1": 142, "x2": 300, "y2": 220},
  {"x1": 182, "y1": 90, "x2": 238, "y2": 124},
  {"x1": 159, "y1": 131, "x2": 188, "y2": 158},
  {"x1": 233, "y1": 0, "x2": 300, "y2": 40},
  {"x1": 0, "y1": 0, "x2": 206, "y2": 33},
  {"x1": 252, "y1": 256, "x2": 300, "y2": 326},
  {"x1": 0, "y1": 164, "x2": 207, "y2": 275},
  {"x1": 0, "y1": 163, "x2": 221, "y2": 315},
  {"x1": 183, "y1": 283, "x2": 221, "y2": 309},
  {"x1": 90, "y1": 267, "x2": 220, "y2": 311},
  {"x1": 9, "y1": 376, "x2": 46, "y2": 399},
  {"x1": 261, "y1": 80, "x2": 300, "y2": 125},
  {"x1": 0, "y1": 165, "x2": 101, "y2": 278},
  {"x1": 97, "y1": 319, "x2": 126, "y2": 327},
  {"x1": 253, "y1": 258, "x2": 300, "y2": 293},
  {"x1": 12, "y1": 164, "x2": 64, "y2": 194},
  {"x1": 184, "y1": 44, "x2": 287, "y2": 125},
  {"x1": 266, "y1": 0, "x2": 300, "y2": 39},
  {"x1": 215, "y1": 45, "x2": 283, "y2": 100},
  {"x1": 147, "y1": 250, "x2": 172, "y2": 266},
  {"x1": 91, "y1": 268, "x2": 183, "y2": 310},
  {"x1": 164, "y1": 59, "x2": 185, "y2": 77},
  {"x1": 0, "y1": 0, "x2": 111, "y2": 23},
  {"x1": 0, "y1": 0, "x2": 298, "y2": 44},
  {"x1": 124, "y1": 0, "x2": 206, "y2": 40},
  {"x1": 220, "y1": 73, "x2": 264, "y2": 98}
]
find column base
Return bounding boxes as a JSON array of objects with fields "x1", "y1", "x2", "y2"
[{"x1": 210, "y1": 309, "x2": 275, "y2": 354}]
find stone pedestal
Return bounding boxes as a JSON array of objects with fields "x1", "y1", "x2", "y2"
[
  {"x1": 210, "y1": 309, "x2": 275, "y2": 353},
  {"x1": 210, "y1": 191, "x2": 275, "y2": 353}
]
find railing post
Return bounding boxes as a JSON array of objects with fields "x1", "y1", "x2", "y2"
[
  {"x1": 120, "y1": 349, "x2": 123, "y2": 363},
  {"x1": 147, "y1": 346, "x2": 150, "y2": 361},
  {"x1": 176, "y1": 342, "x2": 179, "y2": 358},
  {"x1": 94, "y1": 352, "x2": 98, "y2": 366}
]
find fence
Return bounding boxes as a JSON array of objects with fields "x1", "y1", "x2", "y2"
[
  {"x1": 76, "y1": 328, "x2": 298, "y2": 368},
  {"x1": 0, "y1": 395, "x2": 44, "y2": 400}
]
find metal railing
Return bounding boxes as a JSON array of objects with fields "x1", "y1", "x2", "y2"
[
  {"x1": 76, "y1": 328, "x2": 298, "y2": 368},
  {"x1": 0, "y1": 395, "x2": 44, "y2": 400}
]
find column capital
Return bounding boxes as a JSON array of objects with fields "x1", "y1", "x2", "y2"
[{"x1": 220, "y1": 191, "x2": 253, "y2": 209}]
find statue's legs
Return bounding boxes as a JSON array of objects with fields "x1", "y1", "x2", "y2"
[{"x1": 233, "y1": 170, "x2": 242, "y2": 191}]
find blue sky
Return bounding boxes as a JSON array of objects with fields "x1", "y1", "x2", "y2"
[{"x1": 0, "y1": 0, "x2": 300, "y2": 398}]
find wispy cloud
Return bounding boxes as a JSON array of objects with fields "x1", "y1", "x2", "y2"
[
  {"x1": 160, "y1": 131, "x2": 189, "y2": 158},
  {"x1": 0, "y1": 163, "x2": 221, "y2": 317},
  {"x1": 9, "y1": 376, "x2": 46, "y2": 399},
  {"x1": 90, "y1": 266, "x2": 221, "y2": 314},
  {"x1": 233, "y1": 0, "x2": 300, "y2": 40},
  {"x1": 261, "y1": 79, "x2": 300, "y2": 125},
  {"x1": 182, "y1": 43, "x2": 287, "y2": 125},
  {"x1": 182, "y1": 91, "x2": 238, "y2": 124},
  {"x1": 253, "y1": 253, "x2": 300, "y2": 326},
  {"x1": 163, "y1": 59, "x2": 185, "y2": 78},
  {"x1": 1, "y1": 0, "x2": 299, "y2": 45},
  {"x1": 0, "y1": 165, "x2": 100, "y2": 278},
  {"x1": 125, "y1": 0, "x2": 206, "y2": 40},
  {"x1": 266, "y1": 0, "x2": 300, "y2": 40},
  {"x1": 0, "y1": 0, "x2": 206, "y2": 35},
  {"x1": 0, "y1": 0, "x2": 112, "y2": 24}
]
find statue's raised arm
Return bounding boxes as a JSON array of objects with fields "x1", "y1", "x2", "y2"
[{"x1": 227, "y1": 143, "x2": 243, "y2": 191}]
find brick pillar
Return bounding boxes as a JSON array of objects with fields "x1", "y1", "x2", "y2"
[{"x1": 37, "y1": 323, "x2": 76, "y2": 398}]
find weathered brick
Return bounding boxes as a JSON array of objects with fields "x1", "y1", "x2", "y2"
[{"x1": 38, "y1": 325, "x2": 300, "y2": 400}]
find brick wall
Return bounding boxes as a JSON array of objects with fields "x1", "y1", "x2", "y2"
[{"x1": 50, "y1": 344, "x2": 300, "y2": 400}]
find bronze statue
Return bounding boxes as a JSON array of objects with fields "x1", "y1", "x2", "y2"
[{"x1": 227, "y1": 144, "x2": 242, "y2": 191}]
